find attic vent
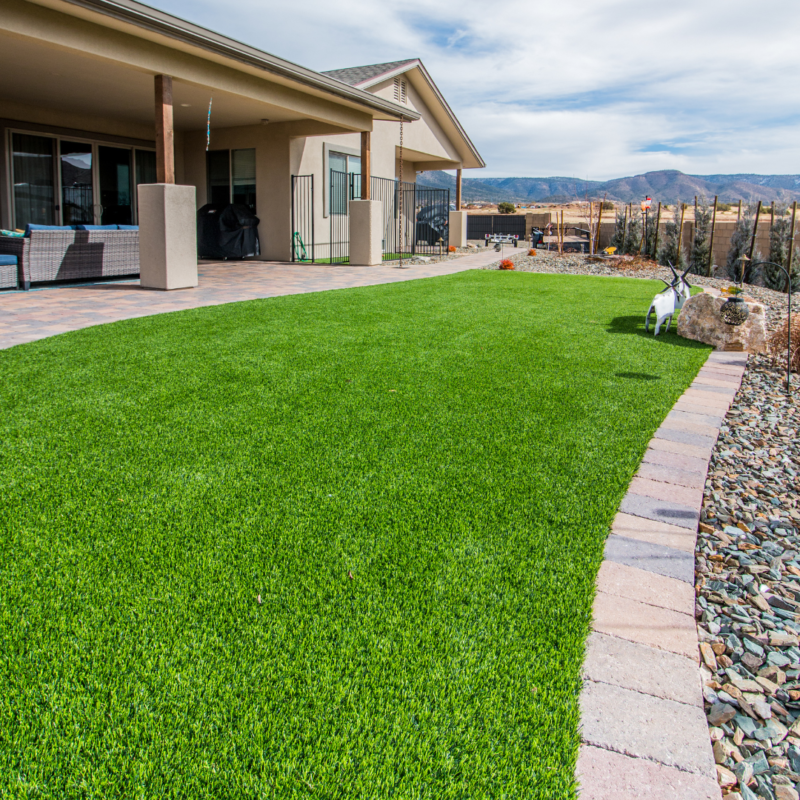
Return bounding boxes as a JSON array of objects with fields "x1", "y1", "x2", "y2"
[{"x1": 393, "y1": 77, "x2": 407, "y2": 104}]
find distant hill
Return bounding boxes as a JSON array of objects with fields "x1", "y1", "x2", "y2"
[{"x1": 416, "y1": 169, "x2": 800, "y2": 205}]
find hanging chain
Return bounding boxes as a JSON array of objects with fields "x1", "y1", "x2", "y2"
[{"x1": 399, "y1": 117, "x2": 404, "y2": 261}]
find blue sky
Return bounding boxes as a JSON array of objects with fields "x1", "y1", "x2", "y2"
[{"x1": 151, "y1": 0, "x2": 800, "y2": 180}]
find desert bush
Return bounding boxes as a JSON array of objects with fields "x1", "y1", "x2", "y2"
[
  {"x1": 643, "y1": 211, "x2": 658, "y2": 259},
  {"x1": 764, "y1": 204, "x2": 800, "y2": 292},
  {"x1": 448, "y1": 245, "x2": 456, "y2": 253},
  {"x1": 623, "y1": 214, "x2": 642, "y2": 255},
  {"x1": 690, "y1": 196, "x2": 713, "y2": 276},
  {"x1": 499, "y1": 258, "x2": 515, "y2": 270},
  {"x1": 498, "y1": 202, "x2": 516, "y2": 214},
  {"x1": 768, "y1": 315, "x2": 800, "y2": 374},
  {"x1": 724, "y1": 204, "x2": 761, "y2": 284},
  {"x1": 601, "y1": 200, "x2": 614, "y2": 211},
  {"x1": 716, "y1": 202, "x2": 732, "y2": 212},
  {"x1": 658, "y1": 205, "x2": 687, "y2": 270}
]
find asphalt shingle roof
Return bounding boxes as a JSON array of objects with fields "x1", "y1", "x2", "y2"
[{"x1": 321, "y1": 59, "x2": 417, "y2": 87}]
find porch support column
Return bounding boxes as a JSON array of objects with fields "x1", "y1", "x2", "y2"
[
  {"x1": 349, "y1": 199, "x2": 381, "y2": 266},
  {"x1": 138, "y1": 184, "x2": 198, "y2": 289},
  {"x1": 154, "y1": 75, "x2": 175, "y2": 184},
  {"x1": 450, "y1": 166, "x2": 467, "y2": 248},
  {"x1": 360, "y1": 131, "x2": 371, "y2": 200},
  {"x1": 456, "y1": 168, "x2": 462, "y2": 210}
]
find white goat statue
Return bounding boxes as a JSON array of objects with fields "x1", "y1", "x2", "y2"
[{"x1": 645, "y1": 263, "x2": 693, "y2": 336}]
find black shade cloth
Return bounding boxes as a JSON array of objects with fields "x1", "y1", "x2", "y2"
[{"x1": 197, "y1": 203, "x2": 260, "y2": 260}]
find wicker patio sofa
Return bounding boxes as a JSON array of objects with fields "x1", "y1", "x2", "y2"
[{"x1": 0, "y1": 227, "x2": 139, "y2": 289}]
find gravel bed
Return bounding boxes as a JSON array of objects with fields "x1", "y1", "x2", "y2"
[
  {"x1": 483, "y1": 251, "x2": 799, "y2": 330},
  {"x1": 697, "y1": 357, "x2": 798, "y2": 800}
]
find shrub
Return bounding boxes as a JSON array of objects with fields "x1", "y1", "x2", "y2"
[
  {"x1": 609, "y1": 209, "x2": 643, "y2": 255},
  {"x1": 724, "y1": 204, "x2": 761, "y2": 284},
  {"x1": 499, "y1": 258, "x2": 515, "y2": 270},
  {"x1": 690, "y1": 196, "x2": 713, "y2": 276},
  {"x1": 601, "y1": 200, "x2": 614, "y2": 211},
  {"x1": 765, "y1": 204, "x2": 800, "y2": 292},
  {"x1": 527, "y1": 249, "x2": 537, "y2": 256},
  {"x1": 716, "y1": 202, "x2": 732, "y2": 212},
  {"x1": 658, "y1": 205, "x2": 687, "y2": 270},
  {"x1": 768, "y1": 315, "x2": 800, "y2": 374},
  {"x1": 448, "y1": 245, "x2": 457, "y2": 253},
  {"x1": 497, "y1": 202, "x2": 516, "y2": 214}
]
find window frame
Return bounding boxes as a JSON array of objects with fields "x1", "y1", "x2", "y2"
[
  {"x1": 7, "y1": 127, "x2": 155, "y2": 228},
  {"x1": 205, "y1": 147, "x2": 257, "y2": 212}
]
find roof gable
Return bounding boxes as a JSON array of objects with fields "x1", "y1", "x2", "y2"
[{"x1": 322, "y1": 60, "x2": 418, "y2": 88}]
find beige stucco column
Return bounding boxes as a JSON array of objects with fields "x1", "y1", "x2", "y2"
[
  {"x1": 257, "y1": 129, "x2": 293, "y2": 262},
  {"x1": 449, "y1": 210, "x2": 468, "y2": 248},
  {"x1": 138, "y1": 183, "x2": 198, "y2": 290},
  {"x1": 349, "y1": 199, "x2": 382, "y2": 266}
]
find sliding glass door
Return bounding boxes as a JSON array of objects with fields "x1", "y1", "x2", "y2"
[
  {"x1": 60, "y1": 141, "x2": 94, "y2": 226},
  {"x1": 98, "y1": 146, "x2": 133, "y2": 226},
  {"x1": 11, "y1": 133, "x2": 56, "y2": 226}
]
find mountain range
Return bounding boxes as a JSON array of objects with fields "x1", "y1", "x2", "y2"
[{"x1": 416, "y1": 169, "x2": 800, "y2": 205}]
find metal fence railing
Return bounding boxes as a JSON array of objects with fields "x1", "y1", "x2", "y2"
[
  {"x1": 291, "y1": 172, "x2": 450, "y2": 264},
  {"x1": 291, "y1": 174, "x2": 314, "y2": 263}
]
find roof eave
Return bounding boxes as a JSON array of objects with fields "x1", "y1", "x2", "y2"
[{"x1": 46, "y1": 0, "x2": 421, "y2": 122}]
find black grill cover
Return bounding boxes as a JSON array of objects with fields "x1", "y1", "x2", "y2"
[{"x1": 197, "y1": 204, "x2": 260, "y2": 260}]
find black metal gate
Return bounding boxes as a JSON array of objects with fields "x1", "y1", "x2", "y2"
[
  {"x1": 467, "y1": 214, "x2": 526, "y2": 240},
  {"x1": 291, "y1": 174, "x2": 314, "y2": 262}
]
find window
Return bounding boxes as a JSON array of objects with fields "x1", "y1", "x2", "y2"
[
  {"x1": 9, "y1": 130, "x2": 155, "y2": 229},
  {"x1": 328, "y1": 151, "x2": 361, "y2": 215},
  {"x1": 12, "y1": 133, "x2": 56, "y2": 227},
  {"x1": 206, "y1": 148, "x2": 256, "y2": 211}
]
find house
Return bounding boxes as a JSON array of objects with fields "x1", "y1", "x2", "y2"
[{"x1": 0, "y1": 0, "x2": 484, "y2": 287}]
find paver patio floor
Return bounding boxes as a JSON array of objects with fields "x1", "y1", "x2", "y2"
[{"x1": 0, "y1": 249, "x2": 505, "y2": 350}]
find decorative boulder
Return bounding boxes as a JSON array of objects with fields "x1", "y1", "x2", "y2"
[{"x1": 677, "y1": 292, "x2": 767, "y2": 353}]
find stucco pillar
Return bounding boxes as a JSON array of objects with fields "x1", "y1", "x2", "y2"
[
  {"x1": 449, "y1": 210, "x2": 468, "y2": 248},
  {"x1": 138, "y1": 183, "x2": 198, "y2": 290},
  {"x1": 349, "y1": 199, "x2": 382, "y2": 266}
]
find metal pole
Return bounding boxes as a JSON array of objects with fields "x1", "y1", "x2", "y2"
[
  {"x1": 787, "y1": 201, "x2": 797, "y2": 294},
  {"x1": 748, "y1": 200, "x2": 762, "y2": 264},
  {"x1": 708, "y1": 195, "x2": 718, "y2": 275},
  {"x1": 311, "y1": 174, "x2": 315, "y2": 264},
  {"x1": 653, "y1": 202, "x2": 662, "y2": 258}
]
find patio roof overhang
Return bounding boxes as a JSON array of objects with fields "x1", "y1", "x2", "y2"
[{"x1": 0, "y1": 0, "x2": 421, "y2": 139}]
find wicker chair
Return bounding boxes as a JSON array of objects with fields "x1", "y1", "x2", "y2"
[{"x1": 0, "y1": 230, "x2": 139, "y2": 289}]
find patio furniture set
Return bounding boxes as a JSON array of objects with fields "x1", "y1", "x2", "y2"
[{"x1": 0, "y1": 224, "x2": 140, "y2": 290}]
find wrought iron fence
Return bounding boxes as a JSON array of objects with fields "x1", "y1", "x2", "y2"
[
  {"x1": 290, "y1": 172, "x2": 451, "y2": 263},
  {"x1": 291, "y1": 174, "x2": 314, "y2": 263}
]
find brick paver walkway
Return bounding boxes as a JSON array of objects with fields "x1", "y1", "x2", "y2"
[
  {"x1": 577, "y1": 350, "x2": 747, "y2": 800},
  {"x1": 0, "y1": 250, "x2": 504, "y2": 350}
]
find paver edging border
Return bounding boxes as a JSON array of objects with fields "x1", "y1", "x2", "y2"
[{"x1": 576, "y1": 347, "x2": 748, "y2": 800}]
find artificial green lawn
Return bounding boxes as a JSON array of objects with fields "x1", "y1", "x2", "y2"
[{"x1": 0, "y1": 272, "x2": 710, "y2": 798}]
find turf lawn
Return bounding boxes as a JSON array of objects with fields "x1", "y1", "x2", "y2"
[{"x1": 0, "y1": 271, "x2": 710, "y2": 798}]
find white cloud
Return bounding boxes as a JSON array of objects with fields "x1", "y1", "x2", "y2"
[{"x1": 153, "y1": 0, "x2": 800, "y2": 178}]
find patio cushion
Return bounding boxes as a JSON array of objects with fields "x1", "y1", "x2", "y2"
[
  {"x1": 0, "y1": 255, "x2": 17, "y2": 266},
  {"x1": 76, "y1": 224, "x2": 118, "y2": 231},
  {"x1": 117, "y1": 225, "x2": 139, "y2": 230},
  {"x1": 0, "y1": 229, "x2": 24, "y2": 238},
  {"x1": 24, "y1": 224, "x2": 76, "y2": 237}
]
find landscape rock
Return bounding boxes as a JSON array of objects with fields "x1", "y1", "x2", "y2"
[{"x1": 677, "y1": 292, "x2": 768, "y2": 353}]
